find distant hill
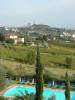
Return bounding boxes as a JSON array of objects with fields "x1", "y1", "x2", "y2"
[
  {"x1": 30, "y1": 24, "x2": 75, "y2": 34},
  {"x1": 0, "y1": 24, "x2": 75, "y2": 36}
]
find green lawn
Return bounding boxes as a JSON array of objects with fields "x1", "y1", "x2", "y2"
[
  {"x1": 0, "y1": 59, "x2": 75, "y2": 80},
  {"x1": 0, "y1": 41, "x2": 75, "y2": 80}
]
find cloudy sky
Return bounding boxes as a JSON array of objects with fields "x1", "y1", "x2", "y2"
[{"x1": 0, "y1": 0, "x2": 75, "y2": 28}]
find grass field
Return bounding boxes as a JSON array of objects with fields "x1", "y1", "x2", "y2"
[
  {"x1": 0, "y1": 59, "x2": 75, "y2": 80},
  {"x1": 0, "y1": 41, "x2": 75, "y2": 80}
]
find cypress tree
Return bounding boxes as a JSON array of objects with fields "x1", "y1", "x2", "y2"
[
  {"x1": 65, "y1": 72, "x2": 70, "y2": 100},
  {"x1": 35, "y1": 46, "x2": 43, "y2": 100}
]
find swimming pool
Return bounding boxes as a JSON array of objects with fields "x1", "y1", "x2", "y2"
[{"x1": 3, "y1": 85, "x2": 75, "y2": 100}]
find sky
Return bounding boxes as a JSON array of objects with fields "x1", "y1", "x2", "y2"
[{"x1": 0, "y1": 0, "x2": 75, "y2": 29}]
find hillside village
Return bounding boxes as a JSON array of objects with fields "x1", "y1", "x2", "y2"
[{"x1": 0, "y1": 24, "x2": 75, "y2": 45}]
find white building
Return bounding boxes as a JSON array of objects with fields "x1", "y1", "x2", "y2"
[
  {"x1": 72, "y1": 34, "x2": 75, "y2": 38},
  {"x1": 14, "y1": 38, "x2": 24, "y2": 44},
  {"x1": 10, "y1": 35, "x2": 18, "y2": 39},
  {"x1": 63, "y1": 32, "x2": 71, "y2": 37},
  {"x1": 5, "y1": 33, "x2": 24, "y2": 44}
]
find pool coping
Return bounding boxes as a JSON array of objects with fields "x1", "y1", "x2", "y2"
[
  {"x1": 1, "y1": 84, "x2": 75, "y2": 97},
  {"x1": 0, "y1": 84, "x2": 16, "y2": 96}
]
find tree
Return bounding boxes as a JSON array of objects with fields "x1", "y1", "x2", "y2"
[
  {"x1": 0, "y1": 33, "x2": 5, "y2": 42},
  {"x1": 16, "y1": 64, "x2": 25, "y2": 82},
  {"x1": 35, "y1": 46, "x2": 44, "y2": 100},
  {"x1": 65, "y1": 72, "x2": 70, "y2": 100},
  {"x1": 43, "y1": 35, "x2": 47, "y2": 41},
  {"x1": 0, "y1": 64, "x2": 6, "y2": 90},
  {"x1": 6, "y1": 68, "x2": 15, "y2": 80},
  {"x1": 26, "y1": 50, "x2": 35, "y2": 65},
  {"x1": 0, "y1": 27, "x2": 5, "y2": 42},
  {"x1": 5, "y1": 39, "x2": 14, "y2": 44},
  {"x1": 65, "y1": 57, "x2": 72, "y2": 68}
]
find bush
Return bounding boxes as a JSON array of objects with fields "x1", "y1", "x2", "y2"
[
  {"x1": 14, "y1": 92, "x2": 35, "y2": 100},
  {"x1": 25, "y1": 50, "x2": 35, "y2": 65},
  {"x1": 65, "y1": 56, "x2": 72, "y2": 68},
  {"x1": 0, "y1": 33, "x2": 5, "y2": 42},
  {"x1": 0, "y1": 96, "x2": 8, "y2": 100},
  {"x1": 48, "y1": 95, "x2": 56, "y2": 100},
  {"x1": 0, "y1": 64, "x2": 7, "y2": 90},
  {"x1": 5, "y1": 39, "x2": 14, "y2": 44}
]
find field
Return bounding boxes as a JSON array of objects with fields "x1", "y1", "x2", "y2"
[{"x1": 0, "y1": 41, "x2": 75, "y2": 80}]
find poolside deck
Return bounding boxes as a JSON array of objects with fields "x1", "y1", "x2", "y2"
[{"x1": 0, "y1": 84, "x2": 16, "y2": 96}]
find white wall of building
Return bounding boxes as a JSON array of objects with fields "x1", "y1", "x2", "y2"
[{"x1": 10, "y1": 35, "x2": 18, "y2": 39}]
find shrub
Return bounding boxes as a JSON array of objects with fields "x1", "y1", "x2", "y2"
[
  {"x1": 14, "y1": 92, "x2": 35, "y2": 100},
  {"x1": 26, "y1": 50, "x2": 35, "y2": 65},
  {"x1": 0, "y1": 96, "x2": 8, "y2": 100},
  {"x1": 5, "y1": 39, "x2": 14, "y2": 44},
  {"x1": 65, "y1": 56, "x2": 72, "y2": 68},
  {"x1": 48, "y1": 95, "x2": 56, "y2": 100}
]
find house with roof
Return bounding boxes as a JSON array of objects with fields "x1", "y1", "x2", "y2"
[{"x1": 5, "y1": 32, "x2": 24, "y2": 44}]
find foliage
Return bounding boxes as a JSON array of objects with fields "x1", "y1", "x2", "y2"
[
  {"x1": 0, "y1": 64, "x2": 7, "y2": 90},
  {"x1": 26, "y1": 50, "x2": 35, "y2": 65},
  {"x1": 14, "y1": 92, "x2": 56, "y2": 100},
  {"x1": 31, "y1": 24, "x2": 51, "y2": 32},
  {"x1": 14, "y1": 91, "x2": 35, "y2": 100},
  {"x1": 48, "y1": 95, "x2": 56, "y2": 100},
  {"x1": 5, "y1": 39, "x2": 14, "y2": 44},
  {"x1": 43, "y1": 35, "x2": 47, "y2": 41},
  {"x1": 0, "y1": 27, "x2": 5, "y2": 34},
  {"x1": 0, "y1": 27, "x2": 5, "y2": 42},
  {"x1": 65, "y1": 57, "x2": 72, "y2": 68},
  {"x1": 35, "y1": 46, "x2": 44, "y2": 100},
  {"x1": 24, "y1": 34, "x2": 30, "y2": 43},
  {"x1": 0, "y1": 96, "x2": 7, "y2": 100},
  {"x1": 16, "y1": 64, "x2": 25, "y2": 77},
  {"x1": 0, "y1": 34, "x2": 5, "y2": 42},
  {"x1": 6, "y1": 68, "x2": 15, "y2": 79},
  {"x1": 65, "y1": 72, "x2": 70, "y2": 100}
]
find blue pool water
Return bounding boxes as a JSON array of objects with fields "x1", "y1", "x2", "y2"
[{"x1": 3, "y1": 86, "x2": 75, "y2": 100}]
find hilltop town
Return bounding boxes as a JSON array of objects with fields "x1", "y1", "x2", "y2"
[{"x1": 0, "y1": 24, "x2": 75, "y2": 46}]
